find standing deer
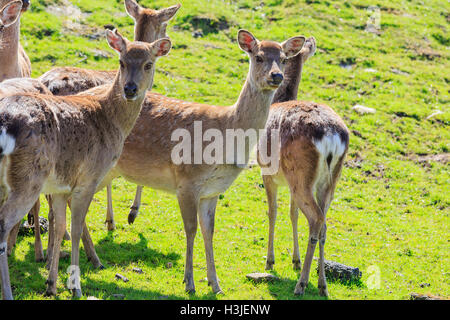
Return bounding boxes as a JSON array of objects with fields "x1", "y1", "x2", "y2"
[
  {"x1": 76, "y1": 30, "x2": 305, "y2": 294},
  {"x1": 0, "y1": 0, "x2": 30, "y2": 81},
  {"x1": 0, "y1": 29, "x2": 171, "y2": 299},
  {"x1": 258, "y1": 37, "x2": 349, "y2": 296}
]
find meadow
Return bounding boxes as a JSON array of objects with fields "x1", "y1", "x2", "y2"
[{"x1": 8, "y1": 0, "x2": 449, "y2": 300}]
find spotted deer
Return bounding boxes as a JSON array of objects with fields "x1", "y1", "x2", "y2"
[
  {"x1": 75, "y1": 30, "x2": 305, "y2": 295},
  {"x1": 39, "y1": 0, "x2": 180, "y2": 96},
  {"x1": 257, "y1": 37, "x2": 350, "y2": 296},
  {"x1": 0, "y1": 29, "x2": 171, "y2": 299},
  {"x1": 0, "y1": 0, "x2": 31, "y2": 81}
]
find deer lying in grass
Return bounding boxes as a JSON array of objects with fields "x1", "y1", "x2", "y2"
[
  {"x1": 0, "y1": 0, "x2": 30, "y2": 81},
  {"x1": 39, "y1": 0, "x2": 180, "y2": 96},
  {"x1": 76, "y1": 30, "x2": 305, "y2": 294},
  {"x1": 258, "y1": 37, "x2": 349, "y2": 296},
  {"x1": 0, "y1": 29, "x2": 171, "y2": 299}
]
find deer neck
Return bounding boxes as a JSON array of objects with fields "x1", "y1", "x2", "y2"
[
  {"x1": 0, "y1": 20, "x2": 21, "y2": 81},
  {"x1": 230, "y1": 77, "x2": 275, "y2": 131},
  {"x1": 272, "y1": 53, "x2": 303, "y2": 103},
  {"x1": 103, "y1": 72, "x2": 149, "y2": 137}
]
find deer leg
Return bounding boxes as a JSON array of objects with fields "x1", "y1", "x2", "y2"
[
  {"x1": 69, "y1": 188, "x2": 96, "y2": 298},
  {"x1": 45, "y1": 194, "x2": 68, "y2": 296},
  {"x1": 293, "y1": 192, "x2": 324, "y2": 296},
  {"x1": 81, "y1": 223, "x2": 103, "y2": 269},
  {"x1": 46, "y1": 196, "x2": 54, "y2": 269},
  {"x1": 289, "y1": 196, "x2": 301, "y2": 271},
  {"x1": 198, "y1": 196, "x2": 222, "y2": 294},
  {"x1": 177, "y1": 186, "x2": 198, "y2": 294},
  {"x1": 128, "y1": 185, "x2": 143, "y2": 224},
  {"x1": 0, "y1": 240, "x2": 12, "y2": 300},
  {"x1": 6, "y1": 222, "x2": 19, "y2": 256},
  {"x1": 263, "y1": 175, "x2": 278, "y2": 270},
  {"x1": 30, "y1": 200, "x2": 44, "y2": 262},
  {"x1": 105, "y1": 183, "x2": 115, "y2": 231},
  {"x1": 317, "y1": 223, "x2": 328, "y2": 297}
]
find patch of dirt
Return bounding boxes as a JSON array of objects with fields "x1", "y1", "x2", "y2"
[{"x1": 407, "y1": 153, "x2": 449, "y2": 167}]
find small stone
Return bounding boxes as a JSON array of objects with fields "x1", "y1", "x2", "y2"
[
  {"x1": 352, "y1": 104, "x2": 376, "y2": 115},
  {"x1": 115, "y1": 273, "x2": 129, "y2": 282},
  {"x1": 192, "y1": 30, "x2": 203, "y2": 38},
  {"x1": 132, "y1": 267, "x2": 143, "y2": 274},
  {"x1": 246, "y1": 273, "x2": 279, "y2": 283},
  {"x1": 166, "y1": 262, "x2": 173, "y2": 269}
]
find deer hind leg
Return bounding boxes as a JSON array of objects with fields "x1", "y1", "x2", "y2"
[
  {"x1": 177, "y1": 185, "x2": 198, "y2": 294},
  {"x1": 289, "y1": 196, "x2": 301, "y2": 270},
  {"x1": 30, "y1": 200, "x2": 44, "y2": 262},
  {"x1": 128, "y1": 185, "x2": 143, "y2": 224},
  {"x1": 6, "y1": 223, "x2": 19, "y2": 256},
  {"x1": 262, "y1": 175, "x2": 278, "y2": 270},
  {"x1": 198, "y1": 196, "x2": 222, "y2": 294},
  {"x1": 45, "y1": 194, "x2": 69, "y2": 296},
  {"x1": 105, "y1": 183, "x2": 115, "y2": 231}
]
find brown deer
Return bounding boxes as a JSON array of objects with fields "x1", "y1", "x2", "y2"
[
  {"x1": 0, "y1": 0, "x2": 31, "y2": 81},
  {"x1": 39, "y1": 0, "x2": 180, "y2": 96},
  {"x1": 76, "y1": 30, "x2": 305, "y2": 294},
  {"x1": 258, "y1": 37, "x2": 350, "y2": 297},
  {"x1": 0, "y1": 29, "x2": 171, "y2": 299}
]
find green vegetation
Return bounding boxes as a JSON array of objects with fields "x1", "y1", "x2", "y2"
[{"x1": 8, "y1": 0, "x2": 449, "y2": 300}]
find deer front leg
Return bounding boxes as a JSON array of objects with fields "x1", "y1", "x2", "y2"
[
  {"x1": 198, "y1": 196, "x2": 222, "y2": 294},
  {"x1": 263, "y1": 175, "x2": 278, "y2": 270},
  {"x1": 6, "y1": 222, "x2": 19, "y2": 257},
  {"x1": 45, "y1": 194, "x2": 69, "y2": 296},
  {"x1": 81, "y1": 223, "x2": 103, "y2": 269},
  {"x1": 317, "y1": 223, "x2": 328, "y2": 297},
  {"x1": 0, "y1": 240, "x2": 12, "y2": 300},
  {"x1": 289, "y1": 197, "x2": 301, "y2": 271},
  {"x1": 69, "y1": 188, "x2": 96, "y2": 298},
  {"x1": 128, "y1": 185, "x2": 143, "y2": 224},
  {"x1": 105, "y1": 183, "x2": 115, "y2": 231},
  {"x1": 177, "y1": 186, "x2": 198, "y2": 294}
]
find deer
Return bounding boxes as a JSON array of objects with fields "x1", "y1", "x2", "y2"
[
  {"x1": 0, "y1": 29, "x2": 171, "y2": 299},
  {"x1": 0, "y1": 0, "x2": 31, "y2": 82},
  {"x1": 72, "y1": 30, "x2": 306, "y2": 295},
  {"x1": 257, "y1": 37, "x2": 350, "y2": 296},
  {"x1": 39, "y1": 0, "x2": 180, "y2": 96}
]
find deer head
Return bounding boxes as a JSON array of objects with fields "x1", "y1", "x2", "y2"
[
  {"x1": 106, "y1": 29, "x2": 171, "y2": 101},
  {"x1": 238, "y1": 30, "x2": 306, "y2": 91},
  {"x1": 125, "y1": 0, "x2": 181, "y2": 43}
]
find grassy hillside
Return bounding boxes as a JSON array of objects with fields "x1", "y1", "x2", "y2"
[{"x1": 8, "y1": 0, "x2": 449, "y2": 300}]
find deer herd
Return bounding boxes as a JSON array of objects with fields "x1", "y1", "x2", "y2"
[{"x1": 0, "y1": 0, "x2": 349, "y2": 300}]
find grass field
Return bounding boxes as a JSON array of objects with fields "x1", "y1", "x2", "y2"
[{"x1": 7, "y1": 0, "x2": 449, "y2": 300}]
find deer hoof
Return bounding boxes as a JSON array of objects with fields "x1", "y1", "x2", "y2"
[
  {"x1": 292, "y1": 260, "x2": 302, "y2": 271},
  {"x1": 72, "y1": 289, "x2": 82, "y2": 298},
  {"x1": 128, "y1": 208, "x2": 139, "y2": 224},
  {"x1": 265, "y1": 260, "x2": 274, "y2": 270}
]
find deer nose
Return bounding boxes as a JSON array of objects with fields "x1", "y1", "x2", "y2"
[
  {"x1": 271, "y1": 72, "x2": 284, "y2": 85},
  {"x1": 124, "y1": 82, "x2": 138, "y2": 98}
]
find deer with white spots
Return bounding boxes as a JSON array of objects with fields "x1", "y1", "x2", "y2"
[{"x1": 0, "y1": 29, "x2": 171, "y2": 299}]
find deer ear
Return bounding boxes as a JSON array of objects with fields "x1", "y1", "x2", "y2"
[
  {"x1": 124, "y1": 0, "x2": 141, "y2": 20},
  {"x1": 158, "y1": 4, "x2": 181, "y2": 22},
  {"x1": 238, "y1": 30, "x2": 259, "y2": 54},
  {"x1": 0, "y1": 0, "x2": 22, "y2": 28},
  {"x1": 151, "y1": 38, "x2": 172, "y2": 57},
  {"x1": 282, "y1": 36, "x2": 306, "y2": 58},
  {"x1": 106, "y1": 29, "x2": 127, "y2": 53}
]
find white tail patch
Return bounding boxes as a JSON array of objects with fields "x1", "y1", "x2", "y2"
[
  {"x1": 313, "y1": 133, "x2": 346, "y2": 161},
  {"x1": 0, "y1": 128, "x2": 15, "y2": 155}
]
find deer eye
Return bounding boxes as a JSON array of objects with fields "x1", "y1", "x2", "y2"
[
  {"x1": 256, "y1": 55, "x2": 263, "y2": 63},
  {"x1": 144, "y1": 62, "x2": 153, "y2": 71}
]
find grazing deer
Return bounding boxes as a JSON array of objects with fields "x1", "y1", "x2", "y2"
[
  {"x1": 258, "y1": 37, "x2": 350, "y2": 296},
  {"x1": 0, "y1": 0, "x2": 31, "y2": 81},
  {"x1": 39, "y1": 0, "x2": 180, "y2": 96},
  {"x1": 78, "y1": 30, "x2": 305, "y2": 294},
  {"x1": 0, "y1": 29, "x2": 171, "y2": 299}
]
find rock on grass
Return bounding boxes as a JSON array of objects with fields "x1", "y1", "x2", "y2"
[
  {"x1": 317, "y1": 260, "x2": 362, "y2": 283},
  {"x1": 246, "y1": 273, "x2": 279, "y2": 283}
]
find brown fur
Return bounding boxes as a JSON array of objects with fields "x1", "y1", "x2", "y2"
[
  {"x1": 0, "y1": 77, "x2": 51, "y2": 95},
  {"x1": 0, "y1": 34, "x2": 171, "y2": 299}
]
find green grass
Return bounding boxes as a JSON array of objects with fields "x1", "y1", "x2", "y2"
[{"x1": 7, "y1": 0, "x2": 449, "y2": 300}]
